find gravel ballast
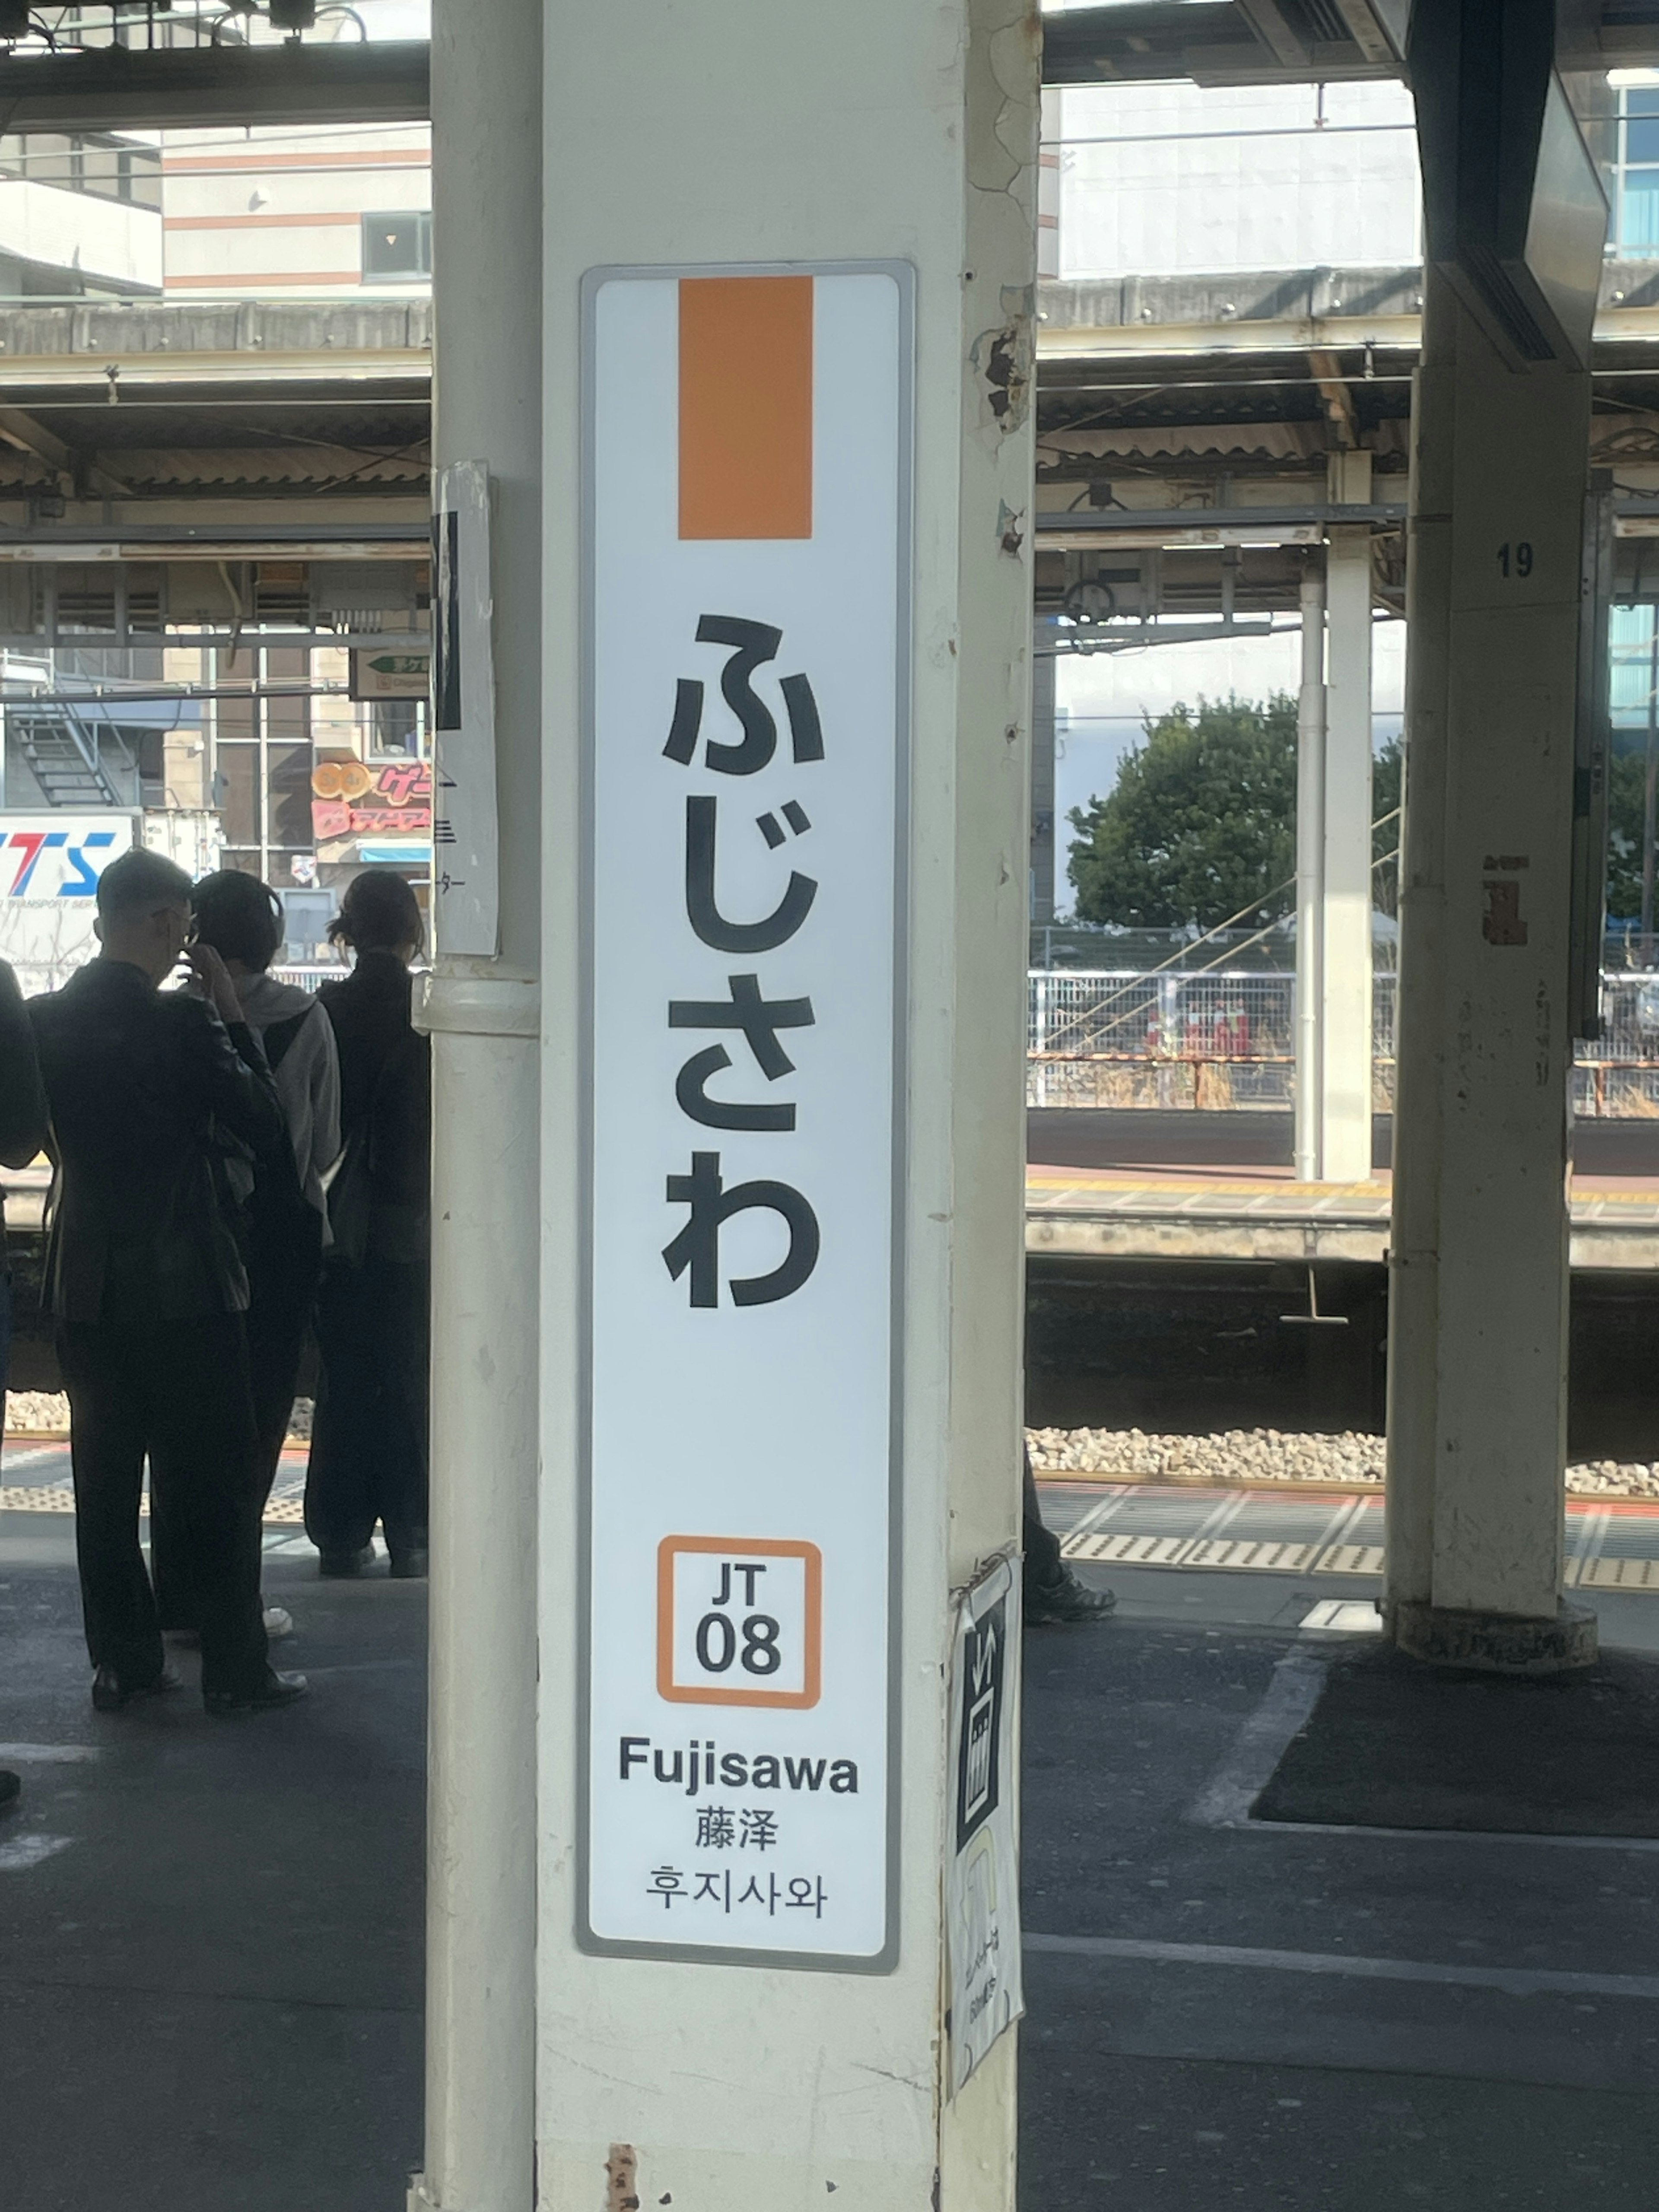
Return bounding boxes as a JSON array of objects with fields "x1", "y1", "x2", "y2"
[
  {"x1": 1027, "y1": 1424, "x2": 1659, "y2": 1500},
  {"x1": 7, "y1": 1394, "x2": 1659, "y2": 1500}
]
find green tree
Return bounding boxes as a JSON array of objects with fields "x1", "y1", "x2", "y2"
[
  {"x1": 1067, "y1": 694, "x2": 1299, "y2": 931},
  {"x1": 1608, "y1": 746, "x2": 1653, "y2": 923},
  {"x1": 1371, "y1": 735, "x2": 1402, "y2": 918}
]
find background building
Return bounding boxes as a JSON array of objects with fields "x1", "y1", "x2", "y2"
[
  {"x1": 1035, "y1": 60, "x2": 1659, "y2": 930},
  {"x1": 0, "y1": 13, "x2": 432, "y2": 971}
]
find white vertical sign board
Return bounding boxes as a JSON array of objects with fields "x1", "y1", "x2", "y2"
[
  {"x1": 582, "y1": 263, "x2": 910, "y2": 1966},
  {"x1": 432, "y1": 459, "x2": 501, "y2": 954},
  {"x1": 946, "y1": 1555, "x2": 1023, "y2": 2097}
]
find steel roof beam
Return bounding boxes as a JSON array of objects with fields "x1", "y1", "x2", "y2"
[{"x1": 0, "y1": 41, "x2": 429, "y2": 133}]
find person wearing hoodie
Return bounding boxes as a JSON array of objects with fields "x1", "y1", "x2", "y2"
[{"x1": 151, "y1": 871, "x2": 340, "y2": 1644}]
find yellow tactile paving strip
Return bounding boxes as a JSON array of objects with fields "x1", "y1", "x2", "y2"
[{"x1": 0, "y1": 1486, "x2": 305, "y2": 1526}]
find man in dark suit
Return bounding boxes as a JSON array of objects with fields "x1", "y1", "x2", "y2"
[
  {"x1": 29, "y1": 848, "x2": 307, "y2": 1715},
  {"x1": 0, "y1": 953, "x2": 48, "y2": 1807}
]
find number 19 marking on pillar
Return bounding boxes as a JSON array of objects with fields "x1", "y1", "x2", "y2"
[{"x1": 658, "y1": 1535, "x2": 822, "y2": 1709}]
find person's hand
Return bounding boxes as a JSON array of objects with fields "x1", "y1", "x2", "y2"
[{"x1": 180, "y1": 942, "x2": 243, "y2": 1027}]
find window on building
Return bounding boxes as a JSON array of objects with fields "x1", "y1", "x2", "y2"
[
  {"x1": 361, "y1": 210, "x2": 432, "y2": 282},
  {"x1": 207, "y1": 651, "x2": 316, "y2": 888},
  {"x1": 1618, "y1": 89, "x2": 1659, "y2": 256}
]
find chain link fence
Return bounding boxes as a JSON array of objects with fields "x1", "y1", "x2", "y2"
[{"x1": 1028, "y1": 969, "x2": 1659, "y2": 1115}]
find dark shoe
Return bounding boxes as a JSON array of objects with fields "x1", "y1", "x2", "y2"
[
  {"x1": 92, "y1": 1664, "x2": 184, "y2": 1713},
  {"x1": 204, "y1": 1668, "x2": 308, "y2": 1717},
  {"x1": 388, "y1": 1546, "x2": 429, "y2": 1580},
  {"x1": 167, "y1": 1629, "x2": 203, "y2": 1650},
  {"x1": 318, "y1": 1547, "x2": 374, "y2": 1579},
  {"x1": 1025, "y1": 1570, "x2": 1118, "y2": 1626},
  {"x1": 0, "y1": 1770, "x2": 18, "y2": 1815}
]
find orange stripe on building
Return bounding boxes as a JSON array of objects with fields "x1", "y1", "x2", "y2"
[{"x1": 678, "y1": 275, "x2": 812, "y2": 541}]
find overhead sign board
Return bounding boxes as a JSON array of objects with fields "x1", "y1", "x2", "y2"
[{"x1": 581, "y1": 263, "x2": 911, "y2": 1968}]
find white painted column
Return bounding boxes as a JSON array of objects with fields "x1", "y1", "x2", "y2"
[
  {"x1": 412, "y1": 4, "x2": 540, "y2": 2207},
  {"x1": 1384, "y1": 262, "x2": 1594, "y2": 1672},
  {"x1": 1030, "y1": 641, "x2": 1056, "y2": 922},
  {"x1": 1320, "y1": 450, "x2": 1376, "y2": 1185},
  {"x1": 1294, "y1": 563, "x2": 1326, "y2": 1180},
  {"x1": 535, "y1": 4, "x2": 1036, "y2": 2210}
]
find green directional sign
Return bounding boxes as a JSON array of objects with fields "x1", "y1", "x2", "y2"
[{"x1": 350, "y1": 648, "x2": 432, "y2": 701}]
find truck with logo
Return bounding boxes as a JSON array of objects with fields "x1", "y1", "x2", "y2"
[{"x1": 0, "y1": 810, "x2": 222, "y2": 995}]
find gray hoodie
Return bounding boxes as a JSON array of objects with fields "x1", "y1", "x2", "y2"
[{"x1": 232, "y1": 971, "x2": 343, "y2": 1230}]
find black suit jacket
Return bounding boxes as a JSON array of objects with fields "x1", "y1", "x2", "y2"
[
  {"x1": 29, "y1": 959, "x2": 285, "y2": 1323},
  {"x1": 0, "y1": 957, "x2": 48, "y2": 1266}
]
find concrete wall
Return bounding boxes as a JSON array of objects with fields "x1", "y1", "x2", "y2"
[
  {"x1": 161, "y1": 124, "x2": 431, "y2": 298},
  {"x1": 1055, "y1": 79, "x2": 1420, "y2": 280},
  {"x1": 0, "y1": 174, "x2": 161, "y2": 292}
]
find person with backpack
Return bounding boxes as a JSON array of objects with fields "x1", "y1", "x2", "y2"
[
  {"x1": 151, "y1": 870, "x2": 342, "y2": 1643},
  {"x1": 305, "y1": 868, "x2": 431, "y2": 1580}
]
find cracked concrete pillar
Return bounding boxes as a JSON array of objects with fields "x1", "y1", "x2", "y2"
[{"x1": 530, "y1": 2, "x2": 1038, "y2": 2209}]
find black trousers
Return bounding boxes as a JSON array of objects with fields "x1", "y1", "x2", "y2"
[
  {"x1": 305, "y1": 1255, "x2": 429, "y2": 1557},
  {"x1": 58, "y1": 1308, "x2": 269, "y2": 1697},
  {"x1": 1023, "y1": 1446, "x2": 1064, "y2": 1594},
  {"x1": 153, "y1": 1206, "x2": 322, "y2": 1626},
  {"x1": 246, "y1": 1206, "x2": 324, "y2": 1510}
]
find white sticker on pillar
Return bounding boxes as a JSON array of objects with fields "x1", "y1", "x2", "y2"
[
  {"x1": 431, "y1": 458, "x2": 500, "y2": 955},
  {"x1": 580, "y1": 263, "x2": 910, "y2": 1967}
]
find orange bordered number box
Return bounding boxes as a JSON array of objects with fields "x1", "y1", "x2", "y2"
[{"x1": 657, "y1": 1536, "x2": 822, "y2": 1710}]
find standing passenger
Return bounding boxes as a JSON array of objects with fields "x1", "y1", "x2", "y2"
[
  {"x1": 28, "y1": 849, "x2": 306, "y2": 1713},
  {"x1": 152, "y1": 871, "x2": 341, "y2": 1642},
  {"x1": 0, "y1": 954, "x2": 48, "y2": 1808},
  {"x1": 305, "y1": 869, "x2": 431, "y2": 1580}
]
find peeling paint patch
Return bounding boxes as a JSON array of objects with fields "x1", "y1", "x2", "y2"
[
  {"x1": 972, "y1": 314, "x2": 1032, "y2": 435},
  {"x1": 997, "y1": 500, "x2": 1025, "y2": 558},
  {"x1": 605, "y1": 2144, "x2": 639, "y2": 2212}
]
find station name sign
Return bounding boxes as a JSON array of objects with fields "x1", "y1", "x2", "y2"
[{"x1": 580, "y1": 262, "x2": 911, "y2": 1968}]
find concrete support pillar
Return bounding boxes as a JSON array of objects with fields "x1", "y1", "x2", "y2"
[
  {"x1": 1320, "y1": 453, "x2": 1376, "y2": 1185},
  {"x1": 1030, "y1": 641, "x2": 1056, "y2": 923},
  {"x1": 412, "y1": 3, "x2": 541, "y2": 2206},
  {"x1": 530, "y1": 3, "x2": 1037, "y2": 2208},
  {"x1": 1294, "y1": 564, "x2": 1326, "y2": 1181},
  {"x1": 1294, "y1": 457, "x2": 1375, "y2": 1185},
  {"x1": 1384, "y1": 262, "x2": 1595, "y2": 1673}
]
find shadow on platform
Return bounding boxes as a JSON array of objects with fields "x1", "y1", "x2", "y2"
[
  {"x1": 10, "y1": 1524, "x2": 1659, "y2": 2207},
  {"x1": 0, "y1": 1531, "x2": 424, "y2": 2212},
  {"x1": 1023, "y1": 1604, "x2": 1659, "y2": 2209}
]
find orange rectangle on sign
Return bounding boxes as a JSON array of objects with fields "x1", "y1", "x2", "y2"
[{"x1": 678, "y1": 275, "x2": 813, "y2": 541}]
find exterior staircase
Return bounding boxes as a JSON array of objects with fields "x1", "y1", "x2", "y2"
[{"x1": 6, "y1": 701, "x2": 124, "y2": 807}]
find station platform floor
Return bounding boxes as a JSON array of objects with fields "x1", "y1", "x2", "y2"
[
  {"x1": 1026, "y1": 1109, "x2": 1659, "y2": 1267},
  {"x1": 1041, "y1": 1476, "x2": 1659, "y2": 1603},
  {"x1": 7, "y1": 1490, "x2": 1659, "y2": 2208}
]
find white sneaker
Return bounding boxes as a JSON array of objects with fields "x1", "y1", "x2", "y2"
[{"x1": 263, "y1": 1603, "x2": 295, "y2": 1640}]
